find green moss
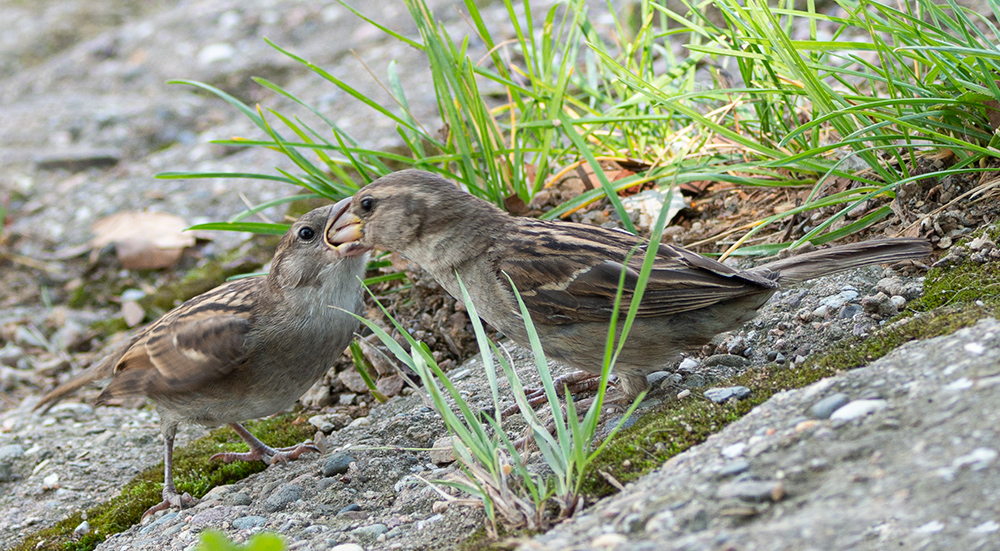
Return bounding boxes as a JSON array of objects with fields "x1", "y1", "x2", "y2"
[
  {"x1": 13, "y1": 412, "x2": 315, "y2": 551},
  {"x1": 583, "y1": 230, "x2": 1000, "y2": 497}
]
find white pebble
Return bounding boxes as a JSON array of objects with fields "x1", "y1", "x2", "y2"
[
  {"x1": 964, "y1": 342, "x2": 986, "y2": 355},
  {"x1": 591, "y1": 533, "x2": 628, "y2": 547},
  {"x1": 972, "y1": 521, "x2": 1000, "y2": 533},
  {"x1": 678, "y1": 357, "x2": 699, "y2": 371},
  {"x1": 42, "y1": 473, "x2": 59, "y2": 490},
  {"x1": 945, "y1": 378, "x2": 973, "y2": 391},
  {"x1": 331, "y1": 545, "x2": 365, "y2": 551},
  {"x1": 721, "y1": 442, "x2": 746, "y2": 459},
  {"x1": 951, "y1": 448, "x2": 998, "y2": 471},
  {"x1": 915, "y1": 520, "x2": 945, "y2": 533},
  {"x1": 829, "y1": 399, "x2": 887, "y2": 422}
]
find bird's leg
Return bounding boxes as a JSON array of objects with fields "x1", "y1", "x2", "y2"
[
  {"x1": 210, "y1": 423, "x2": 320, "y2": 465},
  {"x1": 142, "y1": 423, "x2": 196, "y2": 521},
  {"x1": 500, "y1": 371, "x2": 609, "y2": 419}
]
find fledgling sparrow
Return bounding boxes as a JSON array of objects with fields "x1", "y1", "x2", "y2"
[
  {"x1": 326, "y1": 169, "x2": 931, "y2": 403},
  {"x1": 35, "y1": 200, "x2": 370, "y2": 519}
]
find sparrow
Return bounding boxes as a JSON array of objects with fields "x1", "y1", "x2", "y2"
[
  {"x1": 35, "y1": 201, "x2": 370, "y2": 519},
  {"x1": 326, "y1": 169, "x2": 932, "y2": 404}
]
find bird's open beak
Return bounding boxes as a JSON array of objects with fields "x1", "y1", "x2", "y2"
[{"x1": 324, "y1": 197, "x2": 371, "y2": 257}]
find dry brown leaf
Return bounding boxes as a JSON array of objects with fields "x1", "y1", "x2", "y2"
[{"x1": 91, "y1": 211, "x2": 195, "y2": 270}]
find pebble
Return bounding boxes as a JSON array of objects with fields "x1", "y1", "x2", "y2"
[
  {"x1": 262, "y1": 484, "x2": 303, "y2": 512},
  {"x1": 820, "y1": 290, "x2": 858, "y2": 310},
  {"x1": 861, "y1": 292, "x2": 898, "y2": 318},
  {"x1": 331, "y1": 545, "x2": 365, "y2": 551},
  {"x1": 812, "y1": 305, "x2": 830, "y2": 319},
  {"x1": 591, "y1": 533, "x2": 628, "y2": 547},
  {"x1": 0, "y1": 444, "x2": 25, "y2": 464},
  {"x1": 646, "y1": 371, "x2": 672, "y2": 386},
  {"x1": 73, "y1": 520, "x2": 90, "y2": 535},
  {"x1": 810, "y1": 393, "x2": 850, "y2": 419},
  {"x1": 829, "y1": 399, "x2": 887, "y2": 422},
  {"x1": 309, "y1": 415, "x2": 335, "y2": 433},
  {"x1": 721, "y1": 443, "x2": 746, "y2": 459},
  {"x1": 140, "y1": 512, "x2": 178, "y2": 534},
  {"x1": 716, "y1": 480, "x2": 784, "y2": 502},
  {"x1": 795, "y1": 419, "x2": 821, "y2": 432},
  {"x1": 717, "y1": 460, "x2": 750, "y2": 478},
  {"x1": 678, "y1": 357, "x2": 699, "y2": 371},
  {"x1": 351, "y1": 523, "x2": 389, "y2": 539},
  {"x1": 233, "y1": 516, "x2": 268, "y2": 530},
  {"x1": 951, "y1": 448, "x2": 997, "y2": 471},
  {"x1": 338, "y1": 504, "x2": 362, "y2": 515},
  {"x1": 322, "y1": 453, "x2": 355, "y2": 477},
  {"x1": 704, "y1": 386, "x2": 751, "y2": 403},
  {"x1": 702, "y1": 354, "x2": 748, "y2": 368},
  {"x1": 0, "y1": 344, "x2": 25, "y2": 366},
  {"x1": 838, "y1": 304, "x2": 862, "y2": 319},
  {"x1": 429, "y1": 436, "x2": 457, "y2": 465}
]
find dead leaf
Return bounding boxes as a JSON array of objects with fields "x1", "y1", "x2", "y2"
[{"x1": 91, "y1": 211, "x2": 195, "y2": 270}]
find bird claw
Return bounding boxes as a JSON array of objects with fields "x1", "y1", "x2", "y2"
[
  {"x1": 142, "y1": 490, "x2": 195, "y2": 522},
  {"x1": 210, "y1": 441, "x2": 320, "y2": 465}
]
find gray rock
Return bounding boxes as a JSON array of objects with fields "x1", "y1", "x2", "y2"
[
  {"x1": 262, "y1": 484, "x2": 303, "y2": 512},
  {"x1": 232, "y1": 516, "x2": 268, "y2": 530},
  {"x1": 646, "y1": 371, "x2": 672, "y2": 386},
  {"x1": 322, "y1": 453, "x2": 355, "y2": 477},
  {"x1": 34, "y1": 148, "x2": 121, "y2": 172},
  {"x1": 716, "y1": 480, "x2": 783, "y2": 502},
  {"x1": 704, "y1": 386, "x2": 751, "y2": 403},
  {"x1": 838, "y1": 303, "x2": 863, "y2": 319},
  {"x1": 0, "y1": 344, "x2": 25, "y2": 366},
  {"x1": 820, "y1": 290, "x2": 858, "y2": 310},
  {"x1": 830, "y1": 399, "x2": 888, "y2": 422},
  {"x1": 429, "y1": 436, "x2": 457, "y2": 465},
  {"x1": 717, "y1": 460, "x2": 750, "y2": 479},
  {"x1": 0, "y1": 444, "x2": 25, "y2": 465},
  {"x1": 701, "y1": 354, "x2": 748, "y2": 368},
  {"x1": 351, "y1": 523, "x2": 389, "y2": 540},
  {"x1": 810, "y1": 393, "x2": 849, "y2": 419}
]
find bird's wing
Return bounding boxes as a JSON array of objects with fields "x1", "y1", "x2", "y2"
[
  {"x1": 98, "y1": 279, "x2": 257, "y2": 401},
  {"x1": 497, "y1": 221, "x2": 777, "y2": 324}
]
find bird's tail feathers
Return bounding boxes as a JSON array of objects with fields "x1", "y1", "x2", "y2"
[
  {"x1": 753, "y1": 238, "x2": 931, "y2": 286},
  {"x1": 33, "y1": 354, "x2": 117, "y2": 414}
]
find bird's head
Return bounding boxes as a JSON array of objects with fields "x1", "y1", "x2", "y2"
[
  {"x1": 269, "y1": 201, "x2": 371, "y2": 289},
  {"x1": 327, "y1": 169, "x2": 502, "y2": 259}
]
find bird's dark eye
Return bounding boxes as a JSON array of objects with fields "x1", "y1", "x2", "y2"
[
  {"x1": 359, "y1": 196, "x2": 375, "y2": 212},
  {"x1": 297, "y1": 226, "x2": 316, "y2": 241}
]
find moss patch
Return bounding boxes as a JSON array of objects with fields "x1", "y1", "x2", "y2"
[
  {"x1": 13, "y1": 412, "x2": 315, "y2": 551},
  {"x1": 582, "y1": 232, "x2": 1000, "y2": 498}
]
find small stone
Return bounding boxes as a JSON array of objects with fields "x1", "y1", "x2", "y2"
[
  {"x1": 774, "y1": 353, "x2": 786, "y2": 365},
  {"x1": 972, "y1": 521, "x2": 1000, "y2": 533},
  {"x1": 73, "y1": 521, "x2": 90, "y2": 536},
  {"x1": 232, "y1": 516, "x2": 268, "y2": 530},
  {"x1": 721, "y1": 443, "x2": 746, "y2": 459},
  {"x1": 338, "y1": 504, "x2": 362, "y2": 515},
  {"x1": 429, "y1": 436, "x2": 457, "y2": 465},
  {"x1": 812, "y1": 305, "x2": 830, "y2": 319},
  {"x1": 331, "y1": 545, "x2": 365, "y2": 551},
  {"x1": 262, "y1": 484, "x2": 302, "y2": 512},
  {"x1": 43, "y1": 473, "x2": 59, "y2": 490},
  {"x1": 915, "y1": 520, "x2": 945, "y2": 533},
  {"x1": 830, "y1": 399, "x2": 887, "y2": 422},
  {"x1": 951, "y1": 448, "x2": 997, "y2": 471},
  {"x1": 646, "y1": 371, "x2": 672, "y2": 386},
  {"x1": 339, "y1": 368, "x2": 370, "y2": 393},
  {"x1": 0, "y1": 344, "x2": 25, "y2": 365},
  {"x1": 591, "y1": 533, "x2": 628, "y2": 548},
  {"x1": 198, "y1": 42, "x2": 236, "y2": 65},
  {"x1": 838, "y1": 304, "x2": 862, "y2": 319},
  {"x1": 795, "y1": 419, "x2": 821, "y2": 432},
  {"x1": 704, "y1": 386, "x2": 751, "y2": 403},
  {"x1": 322, "y1": 453, "x2": 355, "y2": 477},
  {"x1": 351, "y1": 523, "x2": 389, "y2": 540},
  {"x1": 678, "y1": 357, "x2": 699, "y2": 371},
  {"x1": 716, "y1": 480, "x2": 784, "y2": 502},
  {"x1": 861, "y1": 292, "x2": 898, "y2": 318},
  {"x1": 228, "y1": 492, "x2": 252, "y2": 506},
  {"x1": 701, "y1": 354, "x2": 748, "y2": 368},
  {"x1": 309, "y1": 415, "x2": 335, "y2": 434},
  {"x1": 0, "y1": 444, "x2": 25, "y2": 464},
  {"x1": 676, "y1": 389, "x2": 691, "y2": 399},
  {"x1": 820, "y1": 290, "x2": 858, "y2": 310},
  {"x1": 890, "y1": 295, "x2": 906, "y2": 309},
  {"x1": 717, "y1": 460, "x2": 750, "y2": 478},
  {"x1": 339, "y1": 393, "x2": 358, "y2": 406},
  {"x1": 810, "y1": 393, "x2": 850, "y2": 419}
]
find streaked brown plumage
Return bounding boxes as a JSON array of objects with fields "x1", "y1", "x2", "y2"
[
  {"x1": 35, "y1": 200, "x2": 369, "y2": 518},
  {"x1": 328, "y1": 169, "x2": 932, "y2": 401}
]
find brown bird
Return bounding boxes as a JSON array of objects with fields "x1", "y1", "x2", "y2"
[
  {"x1": 326, "y1": 169, "x2": 931, "y2": 405},
  {"x1": 35, "y1": 201, "x2": 369, "y2": 519}
]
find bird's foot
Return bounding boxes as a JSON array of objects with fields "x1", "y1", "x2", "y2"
[
  {"x1": 141, "y1": 489, "x2": 196, "y2": 521},
  {"x1": 210, "y1": 441, "x2": 320, "y2": 465}
]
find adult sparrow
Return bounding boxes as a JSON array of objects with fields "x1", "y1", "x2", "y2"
[
  {"x1": 327, "y1": 169, "x2": 931, "y2": 403},
  {"x1": 35, "y1": 201, "x2": 370, "y2": 519}
]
